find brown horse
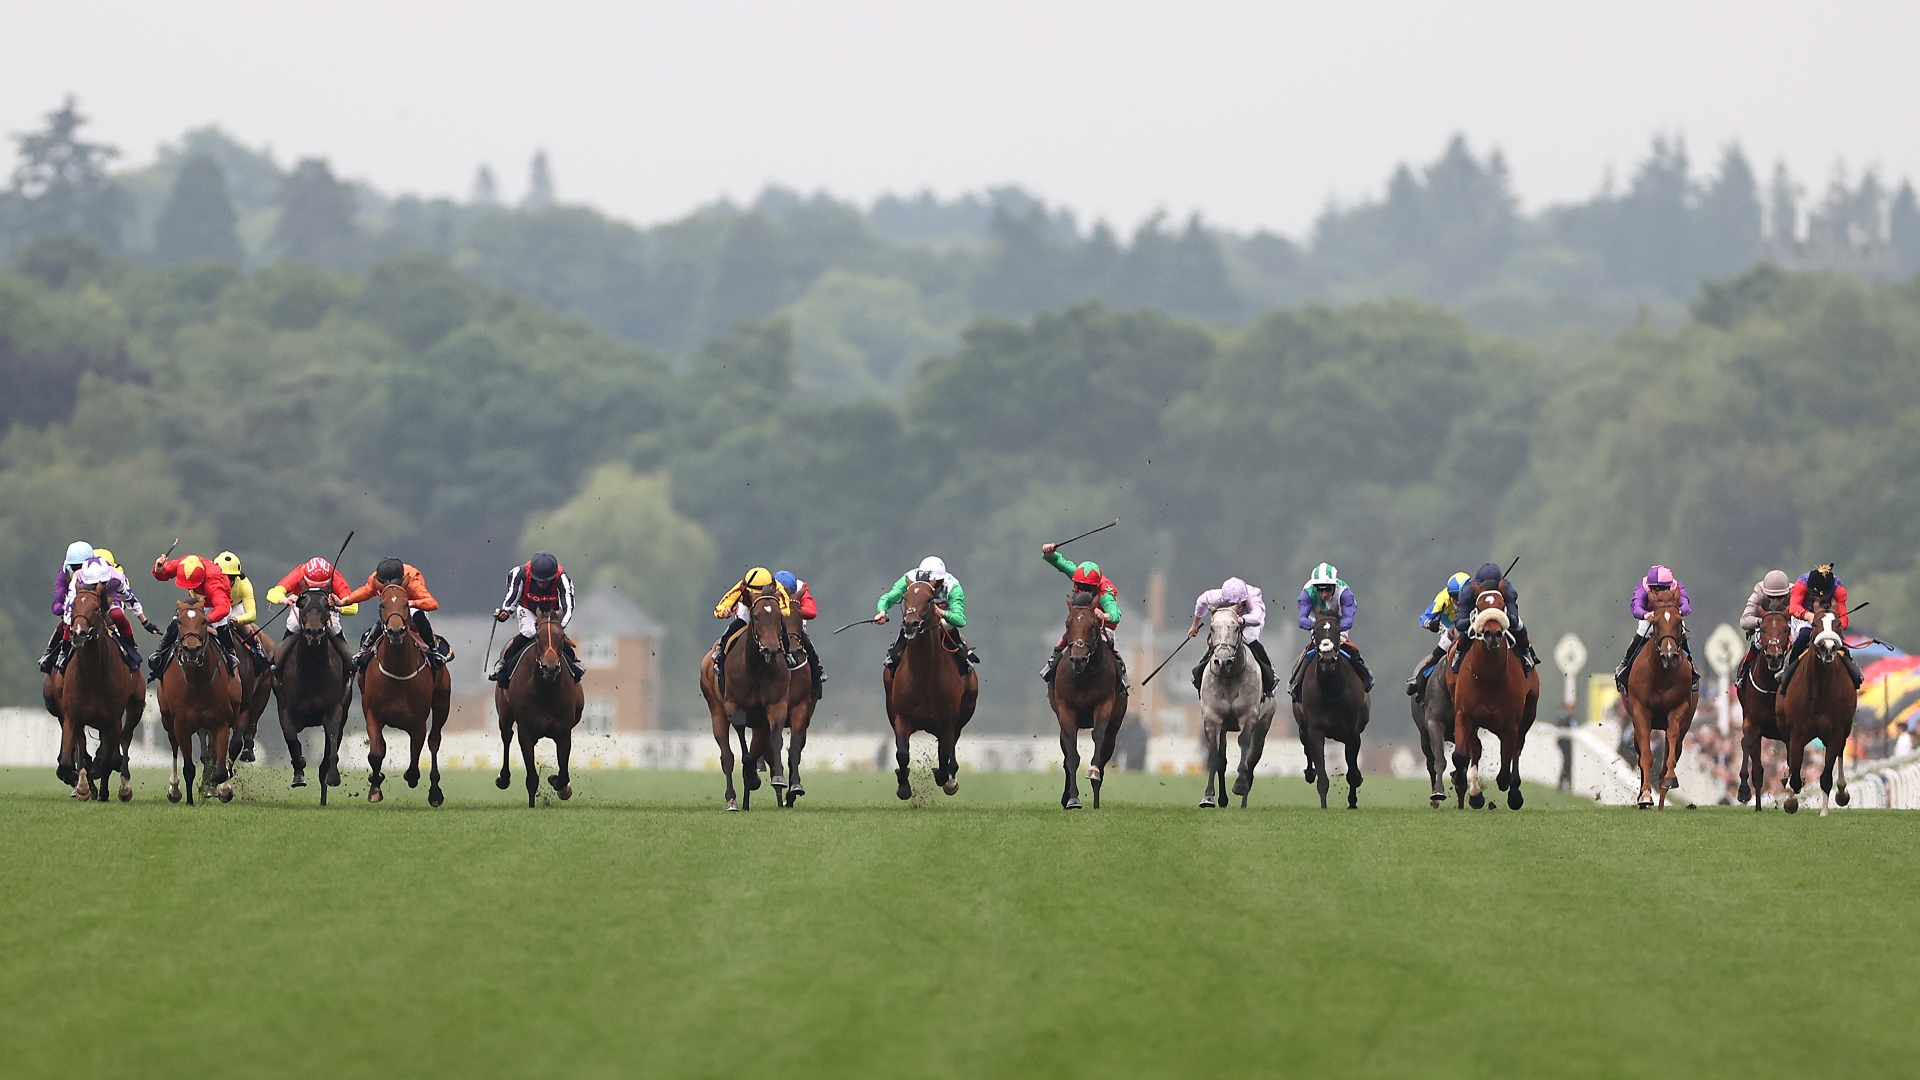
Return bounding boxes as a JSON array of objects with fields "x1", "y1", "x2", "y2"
[
  {"x1": 226, "y1": 623, "x2": 275, "y2": 765},
  {"x1": 495, "y1": 610, "x2": 585, "y2": 807},
  {"x1": 1778, "y1": 607, "x2": 1857, "y2": 816},
  {"x1": 766, "y1": 604, "x2": 818, "y2": 808},
  {"x1": 1294, "y1": 612, "x2": 1371, "y2": 809},
  {"x1": 157, "y1": 598, "x2": 241, "y2": 805},
  {"x1": 1736, "y1": 607, "x2": 1792, "y2": 809},
  {"x1": 1048, "y1": 593, "x2": 1128, "y2": 810},
  {"x1": 882, "y1": 579, "x2": 978, "y2": 802},
  {"x1": 698, "y1": 588, "x2": 792, "y2": 811},
  {"x1": 1446, "y1": 588, "x2": 1540, "y2": 810},
  {"x1": 1622, "y1": 596, "x2": 1697, "y2": 809},
  {"x1": 45, "y1": 584, "x2": 145, "y2": 802},
  {"x1": 273, "y1": 587, "x2": 354, "y2": 805},
  {"x1": 358, "y1": 584, "x2": 453, "y2": 806}
]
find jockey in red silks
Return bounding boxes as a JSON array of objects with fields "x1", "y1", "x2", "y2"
[
  {"x1": 1614, "y1": 564, "x2": 1698, "y2": 692},
  {"x1": 149, "y1": 553, "x2": 240, "y2": 680},
  {"x1": 775, "y1": 570, "x2": 824, "y2": 700},
  {"x1": 1039, "y1": 543, "x2": 1128, "y2": 691},
  {"x1": 1782, "y1": 563, "x2": 1863, "y2": 689},
  {"x1": 265, "y1": 557, "x2": 359, "y2": 680}
]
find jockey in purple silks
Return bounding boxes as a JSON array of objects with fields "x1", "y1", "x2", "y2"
[
  {"x1": 1614, "y1": 564, "x2": 1697, "y2": 693},
  {"x1": 1186, "y1": 577, "x2": 1276, "y2": 700}
]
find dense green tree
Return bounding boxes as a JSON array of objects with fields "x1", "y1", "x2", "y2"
[
  {"x1": 154, "y1": 155, "x2": 243, "y2": 266},
  {"x1": 1691, "y1": 145, "x2": 1764, "y2": 279},
  {"x1": 271, "y1": 158, "x2": 357, "y2": 267},
  {"x1": 4, "y1": 98, "x2": 130, "y2": 250}
]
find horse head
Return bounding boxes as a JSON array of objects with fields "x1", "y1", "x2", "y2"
[
  {"x1": 743, "y1": 588, "x2": 789, "y2": 666},
  {"x1": 1311, "y1": 612, "x2": 1343, "y2": 670},
  {"x1": 1469, "y1": 590, "x2": 1510, "y2": 647},
  {"x1": 1063, "y1": 592, "x2": 1102, "y2": 676},
  {"x1": 1207, "y1": 606, "x2": 1245, "y2": 680},
  {"x1": 1757, "y1": 609, "x2": 1791, "y2": 674},
  {"x1": 177, "y1": 598, "x2": 210, "y2": 667},
  {"x1": 901, "y1": 579, "x2": 938, "y2": 641},
  {"x1": 1811, "y1": 610, "x2": 1844, "y2": 665},
  {"x1": 1647, "y1": 605, "x2": 1685, "y2": 671},
  {"x1": 68, "y1": 583, "x2": 108, "y2": 648},
  {"x1": 380, "y1": 583, "x2": 411, "y2": 645},
  {"x1": 535, "y1": 611, "x2": 566, "y2": 682},
  {"x1": 297, "y1": 587, "x2": 332, "y2": 645}
]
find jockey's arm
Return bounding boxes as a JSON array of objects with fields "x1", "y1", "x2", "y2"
[
  {"x1": 1096, "y1": 589, "x2": 1122, "y2": 626},
  {"x1": 942, "y1": 583, "x2": 966, "y2": 627},
  {"x1": 229, "y1": 576, "x2": 256, "y2": 624}
]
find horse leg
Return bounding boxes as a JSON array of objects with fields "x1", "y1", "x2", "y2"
[
  {"x1": 1820, "y1": 737, "x2": 1845, "y2": 817},
  {"x1": 518, "y1": 727, "x2": 540, "y2": 808},
  {"x1": 404, "y1": 719, "x2": 425, "y2": 790},
  {"x1": 788, "y1": 720, "x2": 812, "y2": 804},
  {"x1": 1738, "y1": 721, "x2": 1759, "y2": 808},
  {"x1": 1833, "y1": 738, "x2": 1850, "y2": 810},
  {"x1": 1461, "y1": 726, "x2": 1485, "y2": 810},
  {"x1": 1309, "y1": 731, "x2": 1330, "y2": 809},
  {"x1": 56, "y1": 716, "x2": 81, "y2": 793},
  {"x1": 319, "y1": 712, "x2": 344, "y2": 807},
  {"x1": 767, "y1": 722, "x2": 787, "y2": 801},
  {"x1": 1628, "y1": 703, "x2": 1655, "y2": 809},
  {"x1": 1344, "y1": 737, "x2": 1363, "y2": 809},
  {"x1": 1200, "y1": 721, "x2": 1219, "y2": 808},
  {"x1": 1058, "y1": 717, "x2": 1082, "y2": 811},
  {"x1": 494, "y1": 695, "x2": 515, "y2": 791},
  {"x1": 181, "y1": 731, "x2": 197, "y2": 808},
  {"x1": 549, "y1": 728, "x2": 573, "y2": 801},
  {"x1": 212, "y1": 725, "x2": 234, "y2": 803},
  {"x1": 1501, "y1": 732, "x2": 1524, "y2": 810},
  {"x1": 1088, "y1": 709, "x2": 1119, "y2": 809},
  {"x1": 714, "y1": 710, "x2": 739, "y2": 812},
  {"x1": 163, "y1": 720, "x2": 183, "y2": 803},
  {"x1": 892, "y1": 719, "x2": 913, "y2": 802},
  {"x1": 281, "y1": 702, "x2": 308, "y2": 788},
  {"x1": 427, "y1": 676, "x2": 450, "y2": 808},
  {"x1": 736, "y1": 724, "x2": 757, "y2": 810},
  {"x1": 366, "y1": 716, "x2": 387, "y2": 803},
  {"x1": 1783, "y1": 735, "x2": 1806, "y2": 814},
  {"x1": 935, "y1": 727, "x2": 959, "y2": 797}
]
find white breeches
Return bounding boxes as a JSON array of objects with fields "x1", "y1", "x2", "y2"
[
  {"x1": 286, "y1": 610, "x2": 340, "y2": 635},
  {"x1": 1434, "y1": 627, "x2": 1456, "y2": 652},
  {"x1": 1635, "y1": 619, "x2": 1651, "y2": 639}
]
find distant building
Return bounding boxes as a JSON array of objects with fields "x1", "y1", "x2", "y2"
[{"x1": 437, "y1": 584, "x2": 663, "y2": 734}]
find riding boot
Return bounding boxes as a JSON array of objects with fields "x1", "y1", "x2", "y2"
[
  {"x1": 952, "y1": 628, "x2": 978, "y2": 673},
  {"x1": 1450, "y1": 626, "x2": 1470, "y2": 673},
  {"x1": 1042, "y1": 645, "x2": 1063, "y2": 684},
  {"x1": 150, "y1": 620, "x2": 180, "y2": 682},
  {"x1": 1288, "y1": 649, "x2": 1308, "y2": 703},
  {"x1": 328, "y1": 631, "x2": 354, "y2": 684},
  {"x1": 800, "y1": 632, "x2": 824, "y2": 700},
  {"x1": 1513, "y1": 626, "x2": 1537, "y2": 673},
  {"x1": 1844, "y1": 652, "x2": 1864, "y2": 688},
  {"x1": 562, "y1": 638, "x2": 584, "y2": 680},
  {"x1": 882, "y1": 633, "x2": 903, "y2": 671},
  {"x1": 215, "y1": 626, "x2": 240, "y2": 674},
  {"x1": 1249, "y1": 639, "x2": 1277, "y2": 700},
  {"x1": 117, "y1": 632, "x2": 143, "y2": 673},
  {"x1": 1407, "y1": 643, "x2": 1445, "y2": 697},
  {"x1": 353, "y1": 625, "x2": 377, "y2": 671},
  {"x1": 1114, "y1": 650, "x2": 1130, "y2": 694},
  {"x1": 1190, "y1": 655, "x2": 1207, "y2": 692},
  {"x1": 1735, "y1": 648, "x2": 1754, "y2": 689},
  {"x1": 38, "y1": 623, "x2": 64, "y2": 674},
  {"x1": 1615, "y1": 634, "x2": 1645, "y2": 695},
  {"x1": 493, "y1": 635, "x2": 531, "y2": 684},
  {"x1": 1345, "y1": 647, "x2": 1373, "y2": 693}
]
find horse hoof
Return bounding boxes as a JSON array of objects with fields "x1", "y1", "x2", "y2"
[
  {"x1": 1086, "y1": 764, "x2": 1102, "y2": 783},
  {"x1": 216, "y1": 783, "x2": 233, "y2": 803},
  {"x1": 406, "y1": 775, "x2": 419, "y2": 789},
  {"x1": 119, "y1": 783, "x2": 132, "y2": 803},
  {"x1": 1496, "y1": 774, "x2": 1510, "y2": 791},
  {"x1": 725, "y1": 798, "x2": 739, "y2": 812},
  {"x1": 1508, "y1": 788, "x2": 1524, "y2": 811},
  {"x1": 494, "y1": 775, "x2": 511, "y2": 790},
  {"x1": 166, "y1": 784, "x2": 182, "y2": 804},
  {"x1": 788, "y1": 784, "x2": 807, "y2": 805},
  {"x1": 770, "y1": 775, "x2": 787, "y2": 789},
  {"x1": 1303, "y1": 765, "x2": 1317, "y2": 783},
  {"x1": 1468, "y1": 793, "x2": 1485, "y2": 810},
  {"x1": 368, "y1": 788, "x2": 383, "y2": 804},
  {"x1": 1836, "y1": 790, "x2": 1851, "y2": 807},
  {"x1": 559, "y1": 784, "x2": 573, "y2": 800},
  {"x1": 745, "y1": 773, "x2": 761, "y2": 792},
  {"x1": 1199, "y1": 796, "x2": 1215, "y2": 808},
  {"x1": 1783, "y1": 796, "x2": 1799, "y2": 814},
  {"x1": 239, "y1": 748, "x2": 255, "y2": 763},
  {"x1": 429, "y1": 789, "x2": 444, "y2": 808},
  {"x1": 1636, "y1": 798, "x2": 1652, "y2": 810},
  {"x1": 1063, "y1": 797, "x2": 1082, "y2": 810},
  {"x1": 1231, "y1": 776, "x2": 1251, "y2": 797},
  {"x1": 291, "y1": 773, "x2": 307, "y2": 789},
  {"x1": 896, "y1": 784, "x2": 913, "y2": 801},
  {"x1": 1429, "y1": 794, "x2": 1445, "y2": 808}
]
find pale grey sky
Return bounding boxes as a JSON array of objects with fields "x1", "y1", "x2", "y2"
[{"x1": 4, "y1": 0, "x2": 1914, "y2": 236}]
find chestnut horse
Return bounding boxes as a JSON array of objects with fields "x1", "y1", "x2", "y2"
[
  {"x1": 1446, "y1": 589, "x2": 1539, "y2": 809},
  {"x1": 358, "y1": 584, "x2": 453, "y2": 806},
  {"x1": 45, "y1": 584, "x2": 145, "y2": 802},
  {"x1": 1294, "y1": 611, "x2": 1371, "y2": 809},
  {"x1": 157, "y1": 598, "x2": 241, "y2": 805},
  {"x1": 698, "y1": 588, "x2": 792, "y2": 811},
  {"x1": 495, "y1": 610, "x2": 585, "y2": 807},
  {"x1": 1048, "y1": 592, "x2": 1128, "y2": 810},
  {"x1": 766, "y1": 603, "x2": 817, "y2": 808},
  {"x1": 1778, "y1": 608, "x2": 1857, "y2": 816},
  {"x1": 1622, "y1": 595, "x2": 1697, "y2": 809},
  {"x1": 1736, "y1": 607, "x2": 1792, "y2": 809},
  {"x1": 273, "y1": 587, "x2": 353, "y2": 805},
  {"x1": 883, "y1": 579, "x2": 978, "y2": 802}
]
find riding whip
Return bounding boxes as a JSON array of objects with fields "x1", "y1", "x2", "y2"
[
  {"x1": 1140, "y1": 632, "x2": 1197, "y2": 686},
  {"x1": 1052, "y1": 518, "x2": 1119, "y2": 549},
  {"x1": 160, "y1": 537, "x2": 180, "y2": 562},
  {"x1": 1504, "y1": 556, "x2": 1520, "y2": 577},
  {"x1": 831, "y1": 617, "x2": 883, "y2": 634},
  {"x1": 483, "y1": 615, "x2": 501, "y2": 674}
]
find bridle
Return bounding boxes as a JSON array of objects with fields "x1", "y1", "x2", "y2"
[
  {"x1": 1647, "y1": 604, "x2": 1685, "y2": 669},
  {"x1": 176, "y1": 604, "x2": 215, "y2": 689},
  {"x1": 1207, "y1": 610, "x2": 1245, "y2": 678},
  {"x1": 68, "y1": 586, "x2": 104, "y2": 649},
  {"x1": 1064, "y1": 597, "x2": 1103, "y2": 676},
  {"x1": 375, "y1": 582, "x2": 428, "y2": 681}
]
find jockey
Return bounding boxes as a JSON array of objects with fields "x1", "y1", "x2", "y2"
[
  {"x1": 1187, "y1": 576, "x2": 1275, "y2": 699},
  {"x1": 1406, "y1": 571, "x2": 1471, "y2": 696},
  {"x1": 149, "y1": 553, "x2": 240, "y2": 679},
  {"x1": 776, "y1": 570, "x2": 825, "y2": 700},
  {"x1": 38, "y1": 540, "x2": 98, "y2": 672},
  {"x1": 1290, "y1": 563, "x2": 1373, "y2": 700},
  {"x1": 1782, "y1": 563, "x2": 1863, "y2": 689},
  {"x1": 1735, "y1": 569, "x2": 1793, "y2": 685},
  {"x1": 708, "y1": 567, "x2": 793, "y2": 694},
  {"x1": 265, "y1": 557, "x2": 359, "y2": 681},
  {"x1": 876, "y1": 556, "x2": 978, "y2": 672},
  {"x1": 1451, "y1": 562, "x2": 1537, "y2": 674},
  {"x1": 53, "y1": 554, "x2": 152, "y2": 672},
  {"x1": 1614, "y1": 565, "x2": 1698, "y2": 693},
  {"x1": 1040, "y1": 543, "x2": 1128, "y2": 691},
  {"x1": 490, "y1": 552, "x2": 581, "y2": 683},
  {"x1": 212, "y1": 550, "x2": 271, "y2": 670},
  {"x1": 339, "y1": 557, "x2": 450, "y2": 670}
]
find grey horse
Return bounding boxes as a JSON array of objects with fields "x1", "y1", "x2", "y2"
[
  {"x1": 1411, "y1": 656, "x2": 1455, "y2": 808},
  {"x1": 1198, "y1": 606, "x2": 1278, "y2": 807}
]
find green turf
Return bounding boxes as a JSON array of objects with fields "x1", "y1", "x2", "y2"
[{"x1": 3, "y1": 764, "x2": 1916, "y2": 1079}]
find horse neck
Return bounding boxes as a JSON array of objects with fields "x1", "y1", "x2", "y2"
[
  {"x1": 377, "y1": 618, "x2": 422, "y2": 664},
  {"x1": 67, "y1": 622, "x2": 118, "y2": 678}
]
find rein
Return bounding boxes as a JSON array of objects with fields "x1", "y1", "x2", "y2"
[
  {"x1": 176, "y1": 624, "x2": 215, "y2": 689},
  {"x1": 375, "y1": 585, "x2": 429, "y2": 681}
]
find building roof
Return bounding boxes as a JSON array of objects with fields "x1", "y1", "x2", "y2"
[{"x1": 434, "y1": 585, "x2": 662, "y2": 697}]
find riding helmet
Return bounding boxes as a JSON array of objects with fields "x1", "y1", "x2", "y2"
[
  {"x1": 1645, "y1": 564, "x2": 1675, "y2": 587},
  {"x1": 1071, "y1": 562, "x2": 1103, "y2": 589},
  {"x1": 214, "y1": 551, "x2": 244, "y2": 577},
  {"x1": 743, "y1": 566, "x2": 773, "y2": 588},
  {"x1": 93, "y1": 548, "x2": 120, "y2": 569},
  {"x1": 1761, "y1": 570, "x2": 1791, "y2": 596},
  {"x1": 1807, "y1": 564, "x2": 1835, "y2": 594},
  {"x1": 65, "y1": 540, "x2": 94, "y2": 567},
  {"x1": 1308, "y1": 562, "x2": 1340, "y2": 588},
  {"x1": 529, "y1": 552, "x2": 561, "y2": 582},
  {"x1": 1446, "y1": 572, "x2": 1471, "y2": 595},
  {"x1": 774, "y1": 570, "x2": 798, "y2": 593},
  {"x1": 376, "y1": 557, "x2": 405, "y2": 583},
  {"x1": 301, "y1": 557, "x2": 335, "y2": 585}
]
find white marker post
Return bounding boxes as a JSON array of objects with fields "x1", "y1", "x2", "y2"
[
  {"x1": 1553, "y1": 633, "x2": 1586, "y2": 791},
  {"x1": 1705, "y1": 622, "x2": 1744, "y2": 735}
]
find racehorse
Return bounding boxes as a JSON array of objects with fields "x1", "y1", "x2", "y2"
[
  {"x1": 273, "y1": 587, "x2": 353, "y2": 805},
  {"x1": 226, "y1": 623, "x2": 275, "y2": 765},
  {"x1": 1293, "y1": 611, "x2": 1371, "y2": 809},
  {"x1": 883, "y1": 578, "x2": 978, "y2": 803},
  {"x1": 157, "y1": 597, "x2": 240, "y2": 804},
  {"x1": 45, "y1": 584, "x2": 145, "y2": 802},
  {"x1": 1622, "y1": 594, "x2": 1697, "y2": 809},
  {"x1": 359, "y1": 583, "x2": 453, "y2": 806},
  {"x1": 1196, "y1": 605, "x2": 1276, "y2": 808},
  {"x1": 1736, "y1": 607, "x2": 1792, "y2": 809},
  {"x1": 1048, "y1": 592, "x2": 1129, "y2": 809},
  {"x1": 765, "y1": 603, "x2": 817, "y2": 808},
  {"x1": 1410, "y1": 660, "x2": 1455, "y2": 808},
  {"x1": 697, "y1": 588, "x2": 791, "y2": 811},
  {"x1": 495, "y1": 610, "x2": 585, "y2": 807},
  {"x1": 1778, "y1": 607, "x2": 1857, "y2": 816},
  {"x1": 1446, "y1": 589, "x2": 1540, "y2": 810}
]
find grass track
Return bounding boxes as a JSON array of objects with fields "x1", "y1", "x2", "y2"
[{"x1": 2, "y1": 764, "x2": 1916, "y2": 1078}]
